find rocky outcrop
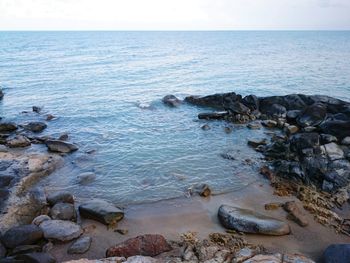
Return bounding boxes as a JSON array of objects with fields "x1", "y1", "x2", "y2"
[
  {"x1": 78, "y1": 199, "x2": 124, "y2": 226},
  {"x1": 218, "y1": 205, "x2": 290, "y2": 236},
  {"x1": 162, "y1": 95, "x2": 182, "y2": 107},
  {"x1": 106, "y1": 234, "x2": 172, "y2": 258}
]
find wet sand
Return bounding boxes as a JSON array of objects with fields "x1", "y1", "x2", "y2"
[{"x1": 51, "y1": 179, "x2": 350, "y2": 262}]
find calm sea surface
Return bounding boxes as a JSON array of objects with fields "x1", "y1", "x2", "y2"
[{"x1": 1, "y1": 31, "x2": 350, "y2": 204}]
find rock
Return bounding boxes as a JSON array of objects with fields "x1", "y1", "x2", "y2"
[
  {"x1": 233, "y1": 247, "x2": 257, "y2": 263},
  {"x1": 242, "y1": 95, "x2": 259, "y2": 111},
  {"x1": 247, "y1": 139, "x2": 267, "y2": 148},
  {"x1": 115, "y1": 229, "x2": 128, "y2": 235},
  {"x1": 264, "y1": 203, "x2": 282, "y2": 210},
  {"x1": 45, "y1": 140, "x2": 78, "y2": 153},
  {"x1": 224, "y1": 127, "x2": 232, "y2": 134},
  {"x1": 0, "y1": 175, "x2": 14, "y2": 188},
  {"x1": 79, "y1": 199, "x2": 124, "y2": 225},
  {"x1": 320, "y1": 134, "x2": 338, "y2": 144},
  {"x1": 290, "y1": 133, "x2": 319, "y2": 154},
  {"x1": 323, "y1": 244, "x2": 350, "y2": 263},
  {"x1": 218, "y1": 205, "x2": 290, "y2": 236},
  {"x1": 242, "y1": 253, "x2": 282, "y2": 263},
  {"x1": 283, "y1": 253, "x2": 315, "y2": 263},
  {"x1": 47, "y1": 191, "x2": 74, "y2": 206},
  {"x1": 261, "y1": 120, "x2": 277, "y2": 128},
  {"x1": 23, "y1": 122, "x2": 47, "y2": 133},
  {"x1": 67, "y1": 236, "x2": 91, "y2": 254},
  {"x1": 9, "y1": 245, "x2": 42, "y2": 256},
  {"x1": 6, "y1": 136, "x2": 31, "y2": 148},
  {"x1": 285, "y1": 125, "x2": 299, "y2": 135},
  {"x1": 283, "y1": 201, "x2": 308, "y2": 227},
  {"x1": 58, "y1": 134, "x2": 68, "y2": 141},
  {"x1": 191, "y1": 184, "x2": 211, "y2": 197},
  {"x1": 39, "y1": 220, "x2": 82, "y2": 242},
  {"x1": 0, "y1": 123, "x2": 17, "y2": 133},
  {"x1": 49, "y1": 203, "x2": 76, "y2": 221},
  {"x1": 125, "y1": 256, "x2": 158, "y2": 263},
  {"x1": 14, "y1": 252, "x2": 56, "y2": 263},
  {"x1": 0, "y1": 89, "x2": 3, "y2": 100},
  {"x1": 162, "y1": 95, "x2": 181, "y2": 107},
  {"x1": 320, "y1": 120, "x2": 350, "y2": 140},
  {"x1": 46, "y1": 115, "x2": 55, "y2": 121},
  {"x1": 200, "y1": 124, "x2": 210, "y2": 130},
  {"x1": 32, "y1": 106, "x2": 41, "y2": 113},
  {"x1": 198, "y1": 111, "x2": 229, "y2": 120},
  {"x1": 322, "y1": 143, "x2": 344, "y2": 161},
  {"x1": 0, "y1": 242, "x2": 6, "y2": 259},
  {"x1": 265, "y1": 104, "x2": 287, "y2": 118},
  {"x1": 297, "y1": 103, "x2": 327, "y2": 127},
  {"x1": 77, "y1": 172, "x2": 96, "y2": 185},
  {"x1": 303, "y1": 126, "x2": 317, "y2": 132},
  {"x1": 32, "y1": 215, "x2": 51, "y2": 226},
  {"x1": 341, "y1": 136, "x2": 350, "y2": 145},
  {"x1": 106, "y1": 234, "x2": 172, "y2": 258},
  {"x1": 247, "y1": 122, "x2": 261, "y2": 130},
  {"x1": 1, "y1": 225, "x2": 43, "y2": 249},
  {"x1": 286, "y1": 110, "x2": 301, "y2": 123}
]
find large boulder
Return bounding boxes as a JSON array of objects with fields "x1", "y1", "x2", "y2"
[
  {"x1": 45, "y1": 140, "x2": 78, "y2": 153},
  {"x1": 322, "y1": 244, "x2": 350, "y2": 263},
  {"x1": 106, "y1": 234, "x2": 172, "y2": 258},
  {"x1": 23, "y1": 122, "x2": 47, "y2": 133},
  {"x1": 297, "y1": 103, "x2": 327, "y2": 127},
  {"x1": 320, "y1": 120, "x2": 350, "y2": 140},
  {"x1": 78, "y1": 199, "x2": 124, "y2": 226},
  {"x1": 218, "y1": 205, "x2": 290, "y2": 236},
  {"x1": 1, "y1": 225, "x2": 43, "y2": 249},
  {"x1": 162, "y1": 95, "x2": 181, "y2": 107},
  {"x1": 0, "y1": 123, "x2": 17, "y2": 133},
  {"x1": 39, "y1": 220, "x2": 82, "y2": 242}
]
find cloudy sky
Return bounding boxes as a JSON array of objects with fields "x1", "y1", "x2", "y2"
[{"x1": 0, "y1": 0, "x2": 349, "y2": 30}]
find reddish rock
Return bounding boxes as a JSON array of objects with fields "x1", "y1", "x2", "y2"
[{"x1": 106, "y1": 234, "x2": 172, "y2": 258}]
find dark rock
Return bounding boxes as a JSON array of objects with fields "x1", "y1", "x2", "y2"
[
  {"x1": 39, "y1": 220, "x2": 82, "y2": 242},
  {"x1": 9, "y1": 245, "x2": 42, "y2": 256},
  {"x1": 283, "y1": 201, "x2": 308, "y2": 227},
  {"x1": 77, "y1": 172, "x2": 96, "y2": 185},
  {"x1": 265, "y1": 104, "x2": 287, "y2": 118},
  {"x1": 247, "y1": 138, "x2": 267, "y2": 148},
  {"x1": 32, "y1": 106, "x2": 41, "y2": 113},
  {"x1": 7, "y1": 135, "x2": 31, "y2": 148},
  {"x1": 49, "y1": 203, "x2": 76, "y2": 221},
  {"x1": 200, "y1": 124, "x2": 210, "y2": 131},
  {"x1": 322, "y1": 244, "x2": 350, "y2": 263},
  {"x1": 58, "y1": 134, "x2": 68, "y2": 141},
  {"x1": 320, "y1": 134, "x2": 338, "y2": 144},
  {"x1": 32, "y1": 215, "x2": 51, "y2": 226},
  {"x1": 191, "y1": 184, "x2": 211, "y2": 197},
  {"x1": 301, "y1": 156, "x2": 328, "y2": 183},
  {"x1": 1, "y1": 225, "x2": 43, "y2": 249},
  {"x1": 185, "y1": 92, "x2": 241, "y2": 110},
  {"x1": 290, "y1": 133, "x2": 319, "y2": 154},
  {"x1": 274, "y1": 160, "x2": 305, "y2": 182},
  {"x1": 263, "y1": 142, "x2": 292, "y2": 160},
  {"x1": 286, "y1": 110, "x2": 301, "y2": 123},
  {"x1": 247, "y1": 122, "x2": 261, "y2": 130},
  {"x1": 218, "y1": 205, "x2": 290, "y2": 236},
  {"x1": 45, "y1": 115, "x2": 55, "y2": 121},
  {"x1": 0, "y1": 123, "x2": 17, "y2": 133},
  {"x1": 0, "y1": 257, "x2": 25, "y2": 263},
  {"x1": 0, "y1": 189, "x2": 9, "y2": 203},
  {"x1": 13, "y1": 252, "x2": 56, "y2": 263},
  {"x1": 259, "y1": 94, "x2": 308, "y2": 112},
  {"x1": 67, "y1": 236, "x2": 91, "y2": 254},
  {"x1": 45, "y1": 140, "x2": 78, "y2": 153},
  {"x1": 297, "y1": 103, "x2": 327, "y2": 127},
  {"x1": 224, "y1": 127, "x2": 232, "y2": 134},
  {"x1": 261, "y1": 120, "x2": 277, "y2": 128},
  {"x1": 198, "y1": 111, "x2": 228, "y2": 120},
  {"x1": 79, "y1": 199, "x2": 124, "y2": 225},
  {"x1": 47, "y1": 191, "x2": 74, "y2": 206},
  {"x1": 320, "y1": 120, "x2": 350, "y2": 140},
  {"x1": 23, "y1": 122, "x2": 47, "y2": 133},
  {"x1": 106, "y1": 234, "x2": 172, "y2": 258},
  {"x1": 162, "y1": 95, "x2": 181, "y2": 107},
  {"x1": 0, "y1": 89, "x2": 3, "y2": 100},
  {"x1": 0, "y1": 242, "x2": 6, "y2": 259}
]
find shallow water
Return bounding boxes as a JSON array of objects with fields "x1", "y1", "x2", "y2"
[{"x1": 1, "y1": 31, "x2": 350, "y2": 204}]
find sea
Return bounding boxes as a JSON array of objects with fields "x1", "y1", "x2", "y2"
[{"x1": 0, "y1": 31, "x2": 350, "y2": 204}]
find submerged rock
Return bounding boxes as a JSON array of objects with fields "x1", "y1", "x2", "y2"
[
  {"x1": 79, "y1": 199, "x2": 124, "y2": 225},
  {"x1": 39, "y1": 220, "x2": 82, "y2": 242},
  {"x1": 49, "y1": 203, "x2": 76, "y2": 221},
  {"x1": 45, "y1": 140, "x2": 78, "y2": 153},
  {"x1": 162, "y1": 95, "x2": 181, "y2": 107},
  {"x1": 0, "y1": 122, "x2": 17, "y2": 133},
  {"x1": 1, "y1": 225, "x2": 43, "y2": 249},
  {"x1": 13, "y1": 252, "x2": 56, "y2": 263},
  {"x1": 6, "y1": 135, "x2": 31, "y2": 148},
  {"x1": 77, "y1": 172, "x2": 96, "y2": 185},
  {"x1": 218, "y1": 205, "x2": 290, "y2": 236},
  {"x1": 9, "y1": 245, "x2": 42, "y2": 256},
  {"x1": 283, "y1": 201, "x2": 308, "y2": 227},
  {"x1": 32, "y1": 215, "x2": 51, "y2": 226},
  {"x1": 23, "y1": 122, "x2": 47, "y2": 133},
  {"x1": 198, "y1": 111, "x2": 229, "y2": 120},
  {"x1": 67, "y1": 236, "x2": 92, "y2": 254},
  {"x1": 106, "y1": 234, "x2": 172, "y2": 258},
  {"x1": 32, "y1": 106, "x2": 42, "y2": 113}
]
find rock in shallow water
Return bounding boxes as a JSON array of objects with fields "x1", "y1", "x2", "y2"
[
  {"x1": 45, "y1": 140, "x2": 78, "y2": 153},
  {"x1": 32, "y1": 215, "x2": 51, "y2": 226},
  {"x1": 218, "y1": 205, "x2": 290, "y2": 236},
  {"x1": 67, "y1": 236, "x2": 92, "y2": 254},
  {"x1": 162, "y1": 95, "x2": 181, "y2": 107},
  {"x1": 39, "y1": 220, "x2": 82, "y2": 242},
  {"x1": 6, "y1": 135, "x2": 31, "y2": 148},
  {"x1": 0, "y1": 225, "x2": 43, "y2": 249},
  {"x1": 106, "y1": 234, "x2": 172, "y2": 258},
  {"x1": 79, "y1": 199, "x2": 124, "y2": 226},
  {"x1": 47, "y1": 191, "x2": 74, "y2": 206},
  {"x1": 77, "y1": 172, "x2": 96, "y2": 185}
]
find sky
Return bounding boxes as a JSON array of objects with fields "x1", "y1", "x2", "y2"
[{"x1": 0, "y1": 0, "x2": 349, "y2": 30}]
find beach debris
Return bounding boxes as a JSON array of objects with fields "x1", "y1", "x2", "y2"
[{"x1": 283, "y1": 201, "x2": 308, "y2": 227}]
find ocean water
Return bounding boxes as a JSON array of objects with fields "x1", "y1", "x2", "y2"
[{"x1": 1, "y1": 31, "x2": 350, "y2": 204}]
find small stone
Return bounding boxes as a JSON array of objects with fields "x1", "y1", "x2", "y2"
[
  {"x1": 39, "y1": 220, "x2": 82, "y2": 242},
  {"x1": 14, "y1": 252, "x2": 56, "y2": 263},
  {"x1": 67, "y1": 236, "x2": 92, "y2": 254},
  {"x1": 42, "y1": 242, "x2": 54, "y2": 253},
  {"x1": 341, "y1": 136, "x2": 350, "y2": 145},
  {"x1": 261, "y1": 120, "x2": 277, "y2": 128},
  {"x1": 115, "y1": 229, "x2": 129, "y2": 235},
  {"x1": 58, "y1": 133, "x2": 68, "y2": 141},
  {"x1": 224, "y1": 127, "x2": 232, "y2": 134},
  {"x1": 49, "y1": 203, "x2": 76, "y2": 221},
  {"x1": 285, "y1": 125, "x2": 299, "y2": 135},
  {"x1": 247, "y1": 122, "x2": 261, "y2": 130},
  {"x1": 162, "y1": 95, "x2": 181, "y2": 107},
  {"x1": 191, "y1": 184, "x2": 211, "y2": 197},
  {"x1": 247, "y1": 138, "x2": 268, "y2": 148},
  {"x1": 47, "y1": 191, "x2": 74, "y2": 206},
  {"x1": 303, "y1": 126, "x2": 317, "y2": 132},
  {"x1": 6, "y1": 135, "x2": 31, "y2": 148},
  {"x1": 264, "y1": 203, "x2": 282, "y2": 210},
  {"x1": 283, "y1": 201, "x2": 308, "y2": 227},
  {"x1": 32, "y1": 106, "x2": 42, "y2": 113},
  {"x1": 77, "y1": 172, "x2": 96, "y2": 185},
  {"x1": 32, "y1": 215, "x2": 51, "y2": 226},
  {"x1": 320, "y1": 134, "x2": 338, "y2": 144},
  {"x1": 1, "y1": 225, "x2": 43, "y2": 249},
  {"x1": 201, "y1": 124, "x2": 210, "y2": 130},
  {"x1": 46, "y1": 114, "x2": 55, "y2": 121}
]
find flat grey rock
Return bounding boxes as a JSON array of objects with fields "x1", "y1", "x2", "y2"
[
  {"x1": 67, "y1": 236, "x2": 91, "y2": 254},
  {"x1": 45, "y1": 140, "x2": 78, "y2": 153},
  {"x1": 39, "y1": 220, "x2": 82, "y2": 242},
  {"x1": 218, "y1": 205, "x2": 290, "y2": 236},
  {"x1": 0, "y1": 225, "x2": 43, "y2": 249},
  {"x1": 49, "y1": 203, "x2": 76, "y2": 221}
]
